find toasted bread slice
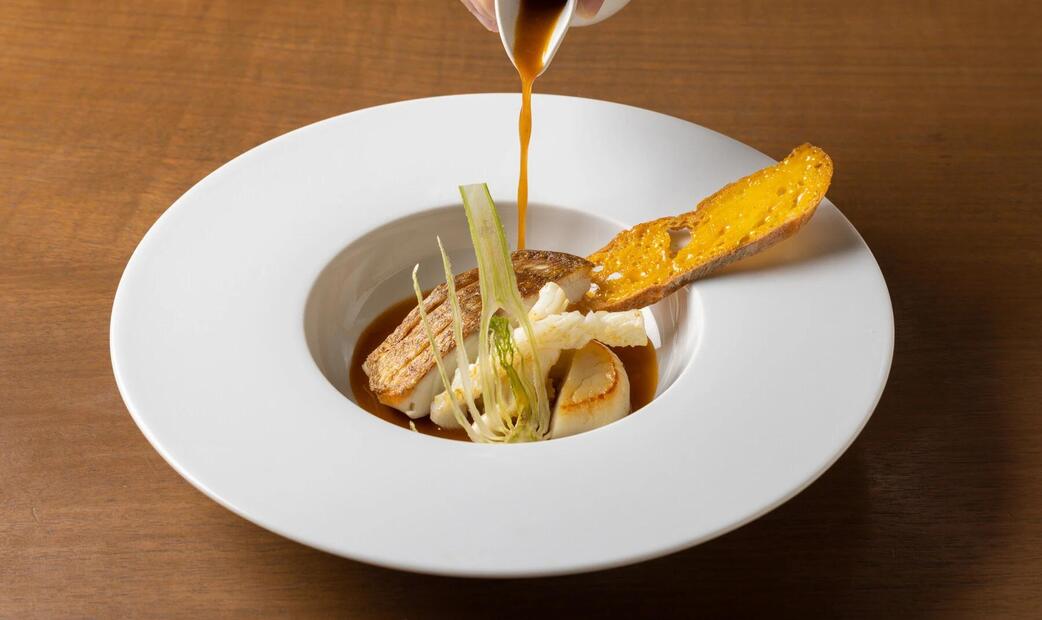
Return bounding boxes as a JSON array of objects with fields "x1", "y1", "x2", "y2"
[{"x1": 585, "y1": 144, "x2": 833, "y2": 311}]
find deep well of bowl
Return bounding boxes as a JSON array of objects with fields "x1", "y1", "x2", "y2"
[{"x1": 304, "y1": 203, "x2": 700, "y2": 423}]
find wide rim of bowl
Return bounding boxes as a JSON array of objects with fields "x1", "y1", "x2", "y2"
[{"x1": 111, "y1": 93, "x2": 894, "y2": 577}]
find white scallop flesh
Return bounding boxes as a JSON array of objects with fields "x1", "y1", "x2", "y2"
[{"x1": 550, "y1": 340, "x2": 631, "y2": 439}]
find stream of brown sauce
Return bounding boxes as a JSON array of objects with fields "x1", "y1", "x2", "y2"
[
  {"x1": 349, "y1": 296, "x2": 659, "y2": 441},
  {"x1": 513, "y1": 0, "x2": 567, "y2": 249},
  {"x1": 348, "y1": 2, "x2": 651, "y2": 440}
]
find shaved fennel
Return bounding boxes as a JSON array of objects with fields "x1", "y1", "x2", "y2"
[
  {"x1": 462, "y1": 183, "x2": 551, "y2": 441},
  {"x1": 489, "y1": 315, "x2": 530, "y2": 421},
  {"x1": 411, "y1": 266, "x2": 481, "y2": 443},
  {"x1": 412, "y1": 183, "x2": 552, "y2": 442}
]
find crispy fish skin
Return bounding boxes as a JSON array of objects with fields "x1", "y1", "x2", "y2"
[{"x1": 363, "y1": 250, "x2": 592, "y2": 416}]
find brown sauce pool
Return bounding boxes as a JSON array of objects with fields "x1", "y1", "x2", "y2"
[
  {"x1": 348, "y1": 297, "x2": 468, "y2": 441},
  {"x1": 349, "y1": 296, "x2": 659, "y2": 441},
  {"x1": 513, "y1": 0, "x2": 568, "y2": 249}
]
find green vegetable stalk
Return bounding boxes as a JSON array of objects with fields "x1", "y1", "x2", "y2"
[{"x1": 411, "y1": 183, "x2": 551, "y2": 442}]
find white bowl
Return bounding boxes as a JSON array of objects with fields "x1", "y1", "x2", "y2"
[{"x1": 111, "y1": 94, "x2": 893, "y2": 577}]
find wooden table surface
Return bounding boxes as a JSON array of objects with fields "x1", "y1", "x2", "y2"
[{"x1": 3, "y1": 0, "x2": 1041, "y2": 616}]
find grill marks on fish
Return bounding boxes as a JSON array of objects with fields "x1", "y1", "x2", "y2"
[{"x1": 362, "y1": 250, "x2": 593, "y2": 413}]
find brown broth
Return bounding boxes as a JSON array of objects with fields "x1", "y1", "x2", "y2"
[
  {"x1": 512, "y1": 0, "x2": 568, "y2": 249},
  {"x1": 610, "y1": 341, "x2": 659, "y2": 414},
  {"x1": 348, "y1": 297, "x2": 469, "y2": 441},
  {"x1": 348, "y1": 296, "x2": 659, "y2": 440}
]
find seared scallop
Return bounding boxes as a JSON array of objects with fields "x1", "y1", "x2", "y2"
[{"x1": 550, "y1": 340, "x2": 631, "y2": 438}]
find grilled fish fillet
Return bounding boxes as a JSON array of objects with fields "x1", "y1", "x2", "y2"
[{"x1": 363, "y1": 250, "x2": 593, "y2": 418}]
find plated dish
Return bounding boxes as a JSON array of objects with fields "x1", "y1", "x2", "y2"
[
  {"x1": 353, "y1": 146, "x2": 832, "y2": 443},
  {"x1": 350, "y1": 2, "x2": 835, "y2": 445},
  {"x1": 111, "y1": 94, "x2": 892, "y2": 575}
]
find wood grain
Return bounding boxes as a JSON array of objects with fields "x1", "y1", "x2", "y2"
[{"x1": 2, "y1": 0, "x2": 1041, "y2": 616}]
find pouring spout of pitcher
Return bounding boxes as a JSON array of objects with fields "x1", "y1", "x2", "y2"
[{"x1": 494, "y1": 0, "x2": 577, "y2": 79}]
